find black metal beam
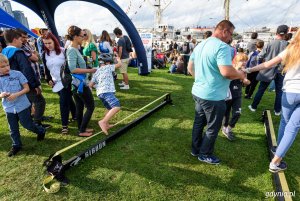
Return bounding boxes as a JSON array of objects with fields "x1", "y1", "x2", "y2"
[{"x1": 63, "y1": 94, "x2": 172, "y2": 169}]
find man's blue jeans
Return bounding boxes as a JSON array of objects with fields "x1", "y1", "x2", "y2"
[
  {"x1": 6, "y1": 107, "x2": 45, "y2": 148},
  {"x1": 191, "y1": 95, "x2": 226, "y2": 156},
  {"x1": 275, "y1": 92, "x2": 300, "y2": 158},
  {"x1": 251, "y1": 73, "x2": 284, "y2": 113}
]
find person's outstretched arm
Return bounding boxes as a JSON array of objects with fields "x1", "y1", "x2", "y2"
[{"x1": 245, "y1": 56, "x2": 282, "y2": 73}]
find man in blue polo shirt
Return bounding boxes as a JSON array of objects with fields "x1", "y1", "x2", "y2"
[
  {"x1": 188, "y1": 20, "x2": 246, "y2": 165},
  {"x1": 0, "y1": 54, "x2": 46, "y2": 157}
]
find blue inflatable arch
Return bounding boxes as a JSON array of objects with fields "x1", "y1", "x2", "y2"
[{"x1": 12, "y1": 0, "x2": 149, "y2": 75}]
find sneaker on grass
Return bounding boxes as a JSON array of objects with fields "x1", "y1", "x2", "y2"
[
  {"x1": 222, "y1": 126, "x2": 235, "y2": 141},
  {"x1": 120, "y1": 85, "x2": 130, "y2": 90},
  {"x1": 8, "y1": 147, "x2": 22, "y2": 157},
  {"x1": 248, "y1": 105, "x2": 256, "y2": 112},
  {"x1": 198, "y1": 155, "x2": 220, "y2": 165},
  {"x1": 118, "y1": 81, "x2": 125, "y2": 86},
  {"x1": 269, "y1": 161, "x2": 287, "y2": 173},
  {"x1": 274, "y1": 111, "x2": 281, "y2": 116},
  {"x1": 36, "y1": 123, "x2": 52, "y2": 129}
]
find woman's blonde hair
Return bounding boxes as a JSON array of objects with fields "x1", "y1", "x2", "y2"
[
  {"x1": 0, "y1": 54, "x2": 9, "y2": 64},
  {"x1": 82, "y1": 29, "x2": 96, "y2": 48},
  {"x1": 282, "y1": 29, "x2": 299, "y2": 73}
]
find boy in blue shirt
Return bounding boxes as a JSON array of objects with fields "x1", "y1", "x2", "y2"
[
  {"x1": 89, "y1": 53, "x2": 121, "y2": 135},
  {"x1": 0, "y1": 54, "x2": 46, "y2": 157}
]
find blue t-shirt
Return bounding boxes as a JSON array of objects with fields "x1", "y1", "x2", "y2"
[
  {"x1": 190, "y1": 37, "x2": 232, "y2": 101},
  {"x1": 0, "y1": 70, "x2": 31, "y2": 113}
]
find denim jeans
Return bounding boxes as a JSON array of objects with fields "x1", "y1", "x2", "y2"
[
  {"x1": 57, "y1": 86, "x2": 76, "y2": 126},
  {"x1": 6, "y1": 107, "x2": 45, "y2": 148},
  {"x1": 73, "y1": 86, "x2": 95, "y2": 133},
  {"x1": 275, "y1": 92, "x2": 300, "y2": 158},
  {"x1": 269, "y1": 80, "x2": 275, "y2": 91},
  {"x1": 191, "y1": 95, "x2": 226, "y2": 156},
  {"x1": 169, "y1": 64, "x2": 177, "y2": 73},
  {"x1": 251, "y1": 73, "x2": 284, "y2": 113}
]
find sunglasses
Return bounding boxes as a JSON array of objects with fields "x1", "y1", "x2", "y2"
[{"x1": 78, "y1": 33, "x2": 87, "y2": 37}]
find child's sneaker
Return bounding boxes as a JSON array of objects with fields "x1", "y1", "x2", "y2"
[
  {"x1": 227, "y1": 127, "x2": 235, "y2": 140},
  {"x1": 222, "y1": 126, "x2": 234, "y2": 141},
  {"x1": 274, "y1": 111, "x2": 281, "y2": 116},
  {"x1": 222, "y1": 126, "x2": 228, "y2": 136},
  {"x1": 248, "y1": 105, "x2": 256, "y2": 112},
  {"x1": 198, "y1": 155, "x2": 220, "y2": 165},
  {"x1": 269, "y1": 161, "x2": 287, "y2": 173},
  {"x1": 120, "y1": 85, "x2": 130, "y2": 90},
  {"x1": 118, "y1": 81, "x2": 125, "y2": 86},
  {"x1": 8, "y1": 147, "x2": 22, "y2": 157}
]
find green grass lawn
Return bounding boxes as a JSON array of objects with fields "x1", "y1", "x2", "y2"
[{"x1": 0, "y1": 68, "x2": 299, "y2": 200}]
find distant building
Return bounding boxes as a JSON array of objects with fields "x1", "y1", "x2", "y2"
[
  {"x1": 241, "y1": 27, "x2": 276, "y2": 44},
  {"x1": 13, "y1": 10, "x2": 29, "y2": 28},
  {"x1": 0, "y1": 0, "x2": 13, "y2": 16}
]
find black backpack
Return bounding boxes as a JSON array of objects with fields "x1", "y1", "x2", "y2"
[
  {"x1": 123, "y1": 35, "x2": 133, "y2": 52},
  {"x1": 60, "y1": 49, "x2": 72, "y2": 88}
]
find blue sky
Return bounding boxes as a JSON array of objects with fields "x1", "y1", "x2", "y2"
[{"x1": 10, "y1": 0, "x2": 300, "y2": 35}]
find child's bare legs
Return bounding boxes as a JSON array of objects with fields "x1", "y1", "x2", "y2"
[
  {"x1": 98, "y1": 107, "x2": 120, "y2": 135},
  {"x1": 103, "y1": 109, "x2": 113, "y2": 128}
]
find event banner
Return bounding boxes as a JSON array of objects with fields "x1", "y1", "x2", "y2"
[{"x1": 140, "y1": 33, "x2": 153, "y2": 72}]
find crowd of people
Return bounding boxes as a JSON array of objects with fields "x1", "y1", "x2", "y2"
[
  {"x1": 188, "y1": 20, "x2": 299, "y2": 173},
  {"x1": 0, "y1": 26, "x2": 132, "y2": 156},
  {"x1": 151, "y1": 31, "x2": 213, "y2": 75},
  {"x1": 0, "y1": 21, "x2": 299, "y2": 174}
]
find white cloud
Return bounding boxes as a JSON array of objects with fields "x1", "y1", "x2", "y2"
[{"x1": 9, "y1": 0, "x2": 300, "y2": 36}]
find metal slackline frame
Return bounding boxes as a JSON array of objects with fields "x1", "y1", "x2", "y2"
[
  {"x1": 263, "y1": 110, "x2": 293, "y2": 201},
  {"x1": 43, "y1": 93, "x2": 172, "y2": 192}
]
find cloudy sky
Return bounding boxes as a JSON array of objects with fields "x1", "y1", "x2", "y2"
[{"x1": 10, "y1": 0, "x2": 300, "y2": 35}]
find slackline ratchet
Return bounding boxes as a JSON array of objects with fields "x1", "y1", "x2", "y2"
[{"x1": 42, "y1": 93, "x2": 172, "y2": 193}]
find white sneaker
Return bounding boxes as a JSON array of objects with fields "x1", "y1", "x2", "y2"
[
  {"x1": 248, "y1": 105, "x2": 256, "y2": 112},
  {"x1": 274, "y1": 111, "x2": 281, "y2": 116},
  {"x1": 120, "y1": 85, "x2": 130, "y2": 90},
  {"x1": 118, "y1": 81, "x2": 125, "y2": 86}
]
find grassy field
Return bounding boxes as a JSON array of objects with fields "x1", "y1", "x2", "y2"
[{"x1": 0, "y1": 67, "x2": 299, "y2": 201}]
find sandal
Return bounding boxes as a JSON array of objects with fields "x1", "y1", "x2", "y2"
[
  {"x1": 61, "y1": 126, "x2": 68, "y2": 134},
  {"x1": 86, "y1": 128, "x2": 94, "y2": 133},
  {"x1": 78, "y1": 132, "x2": 93, "y2": 137}
]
